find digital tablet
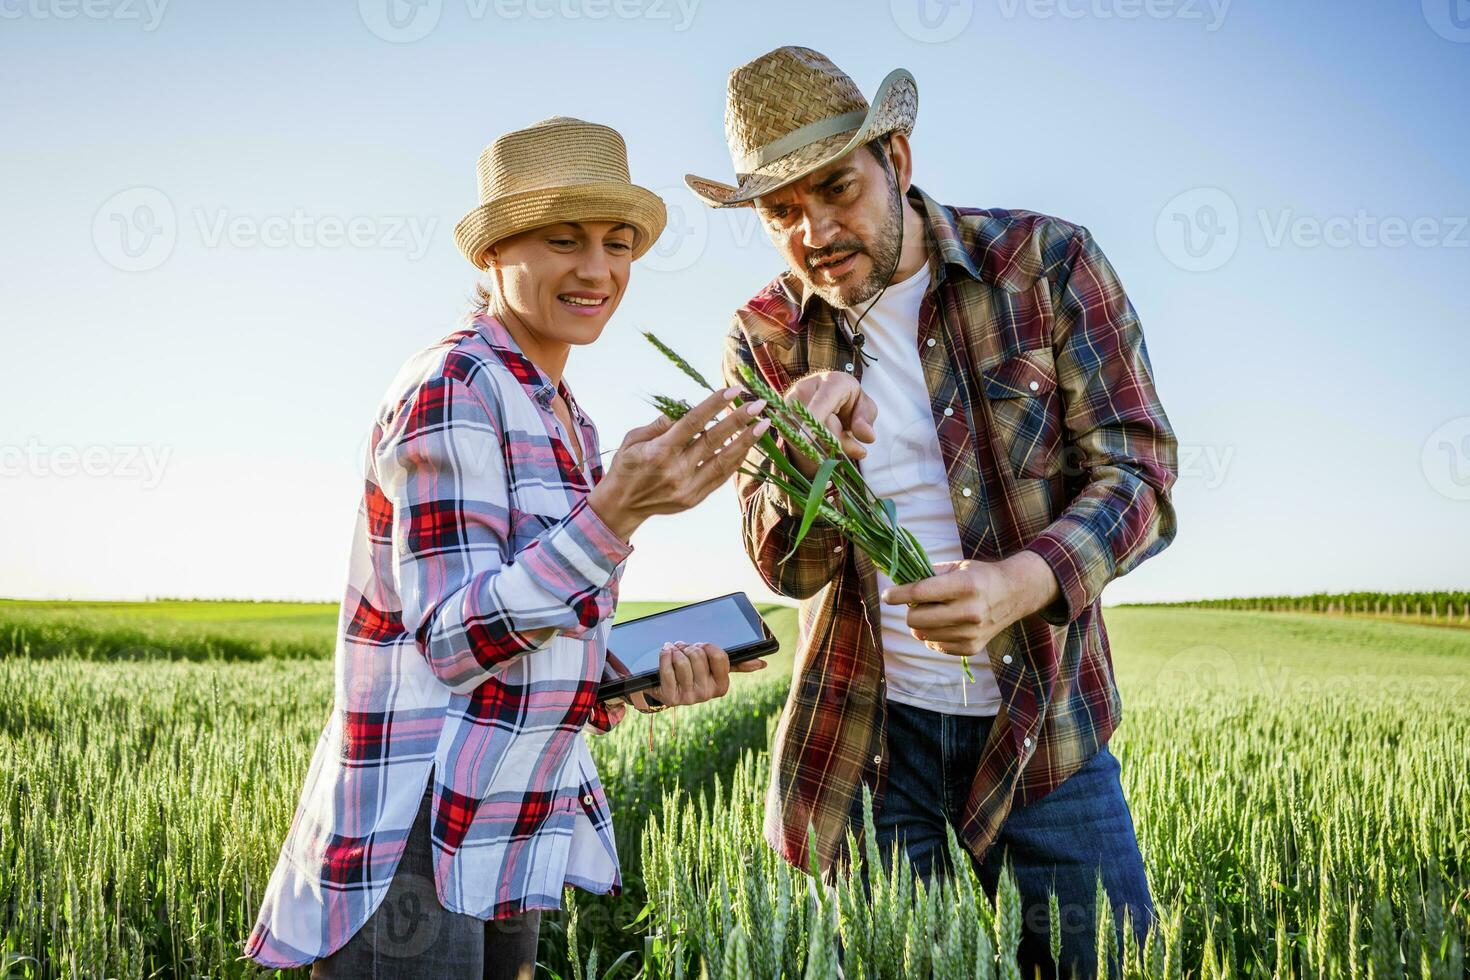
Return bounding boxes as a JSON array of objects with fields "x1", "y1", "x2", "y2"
[{"x1": 598, "y1": 592, "x2": 779, "y2": 701}]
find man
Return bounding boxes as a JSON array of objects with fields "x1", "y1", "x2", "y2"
[{"x1": 686, "y1": 47, "x2": 1179, "y2": 978}]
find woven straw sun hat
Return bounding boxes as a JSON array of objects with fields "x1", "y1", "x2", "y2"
[
  {"x1": 454, "y1": 116, "x2": 667, "y2": 269},
  {"x1": 684, "y1": 46, "x2": 917, "y2": 209}
]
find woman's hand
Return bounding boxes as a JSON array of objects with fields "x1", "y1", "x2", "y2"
[
  {"x1": 588, "y1": 387, "x2": 770, "y2": 542},
  {"x1": 627, "y1": 641, "x2": 767, "y2": 710}
]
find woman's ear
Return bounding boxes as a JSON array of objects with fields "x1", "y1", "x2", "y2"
[{"x1": 480, "y1": 245, "x2": 498, "y2": 269}]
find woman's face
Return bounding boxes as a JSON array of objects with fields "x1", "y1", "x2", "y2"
[{"x1": 483, "y1": 220, "x2": 636, "y2": 347}]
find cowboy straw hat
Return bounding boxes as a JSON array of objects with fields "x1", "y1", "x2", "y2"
[
  {"x1": 454, "y1": 116, "x2": 667, "y2": 269},
  {"x1": 684, "y1": 47, "x2": 917, "y2": 209}
]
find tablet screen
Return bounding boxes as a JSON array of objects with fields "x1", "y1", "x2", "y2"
[{"x1": 604, "y1": 595, "x2": 765, "y2": 682}]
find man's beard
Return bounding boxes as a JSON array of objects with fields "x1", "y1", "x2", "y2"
[{"x1": 800, "y1": 169, "x2": 903, "y2": 310}]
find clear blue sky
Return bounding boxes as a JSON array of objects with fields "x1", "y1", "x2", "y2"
[{"x1": 2, "y1": 0, "x2": 1466, "y2": 604}]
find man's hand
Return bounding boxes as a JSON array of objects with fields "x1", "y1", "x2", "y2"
[
  {"x1": 879, "y1": 551, "x2": 1062, "y2": 656},
  {"x1": 782, "y1": 371, "x2": 877, "y2": 479}
]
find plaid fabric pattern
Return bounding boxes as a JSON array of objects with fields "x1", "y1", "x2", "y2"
[
  {"x1": 722, "y1": 185, "x2": 1179, "y2": 876},
  {"x1": 244, "y1": 314, "x2": 630, "y2": 968}
]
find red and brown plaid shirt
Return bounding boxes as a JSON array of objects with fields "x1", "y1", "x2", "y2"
[{"x1": 722, "y1": 185, "x2": 1180, "y2": 875}]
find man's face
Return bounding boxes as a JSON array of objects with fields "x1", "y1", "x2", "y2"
[{"x1": 753, "y1": 137, "x2": 904, "y2": 309}]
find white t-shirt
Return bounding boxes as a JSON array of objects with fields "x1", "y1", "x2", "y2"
[{"x1": 842, "y1": 261, "x2": 1002, "y2": 716}]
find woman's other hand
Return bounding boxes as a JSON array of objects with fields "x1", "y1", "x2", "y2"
[
  {"x1": 628, "y1": 641, "x2": 767, "y2": 710},
  {"x1": 588, "y1": 387, "x2": 770, "y2": 542}
]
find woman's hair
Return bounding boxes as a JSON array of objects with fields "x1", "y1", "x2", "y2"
[
  {"x1": 470, "y1": 268, "x2": 496, "y2": 315},
  {"x1": 469, "y1": 250, "x2": 508, "y2": 317}
]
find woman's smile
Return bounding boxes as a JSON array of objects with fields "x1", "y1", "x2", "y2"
[{"x1": 557, "y1": 290, "x2": 609, "y2": 316}]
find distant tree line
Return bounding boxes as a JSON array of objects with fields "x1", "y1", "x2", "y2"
[{"x1": 1124, "y1": 591, "x2": 1470, "y2": 623}]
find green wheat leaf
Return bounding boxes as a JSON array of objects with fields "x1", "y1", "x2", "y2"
[
  {"x1": 781, "y1": 457, "x2": 838, "y2": 566},
  {"x1": 880, "y1": 497, "x2": 899, "y2": 577}
]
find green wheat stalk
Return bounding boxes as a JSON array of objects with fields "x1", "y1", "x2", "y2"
[
  {"x1": 643, "y1": 332, "x2": 976, "y2": 688},
  {"x1": 643, "y1": 331, "x2": 716, "y2": 391}
]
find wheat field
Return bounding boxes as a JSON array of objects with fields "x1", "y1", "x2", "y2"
[{"x1": 0, "y1": 601, "x2": 1464, "y2": 978}]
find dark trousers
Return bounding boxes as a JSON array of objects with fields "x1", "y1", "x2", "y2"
[
  {"x1": 852, "y1": 699, "x2": 1155, "y2": 980},
  {"x1": 310, "y1": 787, "x2": 541, "y2": 980}
]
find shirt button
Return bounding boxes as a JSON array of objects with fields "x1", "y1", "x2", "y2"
[
  {"x1": 926, "y1": 338, "x2": 937, "y2": 348},
  {"x1": 1002, "y1": 654, "x2": 1013, "y2": 665},
  {"x1": 961, "y1": 487, "x2": 973, "y2": 498},
  {"x1": 873, "y1": 754, "x2": 882, "y2": 765},
  {"x1": 1023, "y1": 737, "x2": 1033, "y2": 748},
  {"x1": 1028, "y1": 380, "x2": 1040, "y2": 392},
  {"x1": 943, "y1": 407, "x2": 954, "y2": 417},
  {"x1": 833, "y1": 545, "x2": 843, "y2": 553},
  {"x1": 582, "y1": 793, "x2": 594, "y2": 806},
  {"x1": 845, "y1": 362, "x2": 854, "y2": 372}
]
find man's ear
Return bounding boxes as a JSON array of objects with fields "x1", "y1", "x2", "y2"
[{"x1": 885, "y1": 132, "x2": 914, "y2": 196}]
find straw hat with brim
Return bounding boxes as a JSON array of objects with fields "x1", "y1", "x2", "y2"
[
  {"x1": 455, "y1": 116, "x2": 667, "y2": 269},
  {"x1": 684, "y1": 46, "x2": 917, "y2": 209}
]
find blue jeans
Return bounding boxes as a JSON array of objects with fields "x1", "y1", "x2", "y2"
[{"x1": 852, "y1": 699, "x2": 1154, "y2": 979}]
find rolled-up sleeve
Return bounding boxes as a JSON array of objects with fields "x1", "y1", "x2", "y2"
[
  {"x1": 584, "y1": 697, "x2": 627, "y2": 734},
  {"x1": 1023, "y1": 226, "x2": 1179, "y2": 626},
  {"x1": 376, "y1": 375, "x2": 632, "y2": 695}
]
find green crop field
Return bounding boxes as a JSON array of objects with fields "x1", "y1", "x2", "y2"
[{"x1": 0, "y1": 601, "x2": 1465, "y2": 978}]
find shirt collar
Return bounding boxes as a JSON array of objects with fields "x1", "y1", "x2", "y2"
[
  {"x1": 470, "y1": 313, "x2": 572, "y2": 415},
  {"x1": 793, "y1": 183, "x2": 981, "y2": 318}
]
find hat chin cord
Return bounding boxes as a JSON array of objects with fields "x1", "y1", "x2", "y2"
[{"x1": 843, "y1": 150, "x2": 905, "y2": 367}]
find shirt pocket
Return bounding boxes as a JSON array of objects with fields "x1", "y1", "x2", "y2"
[{"x1": 981, "y1": 347, "x2": 1064, "y2": 480}]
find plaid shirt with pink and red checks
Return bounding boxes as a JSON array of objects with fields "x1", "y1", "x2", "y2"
[
  {"x1": 244, "y1": 313, "x2": 631, "y2": 968},
  {"x1": 724, "y1": 186, "x2": 1180, "y2": 877}
]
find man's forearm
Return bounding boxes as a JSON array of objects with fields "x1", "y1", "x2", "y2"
[
  {"x1": 743, "y1": 478, "x2": 846, "y2": 599},
  {"x1": 997, "y1": 549, "x2": 1064, "y2": 626}
]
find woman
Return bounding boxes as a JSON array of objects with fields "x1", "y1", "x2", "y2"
[{"x1": 243, "y1": 116, "x2": 770, "y2": 979}]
